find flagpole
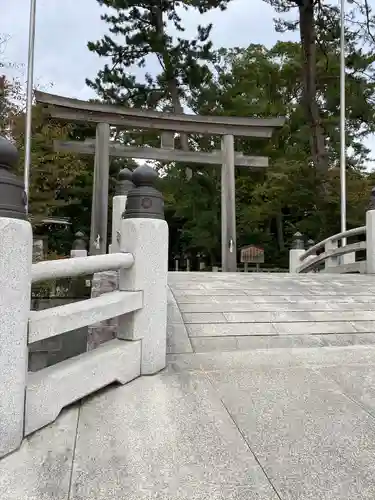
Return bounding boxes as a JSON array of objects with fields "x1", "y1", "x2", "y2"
[
  {"x1": 24, "y1": 0, "x2": 36, "y2": 213},
  {"x1": 340, "y1": 0, "x2": 346, "y2": 242}
]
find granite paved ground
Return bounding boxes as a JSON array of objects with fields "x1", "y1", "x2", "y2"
[
  {"x1": 3, "y1": 345, "x2": 375, "y2": 499},
  {"x1": 3, "y1": 272, "x2": 375, "y2": 499},
  {"x1": 168, "y1": 272, "x2": 375, "y2": 353}
]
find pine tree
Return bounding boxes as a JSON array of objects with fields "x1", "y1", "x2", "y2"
[
  {"x1": 262, "y1": 0, "x2": 375, "y2": 173},
  {"x1": 86, "y1": 0, "x2": 229, "y2": 149}
]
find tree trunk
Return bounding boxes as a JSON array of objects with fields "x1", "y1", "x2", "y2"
[
  {"x1": 153, "y1": 5, "x2": 189, "y2": 152},
  {"x1": 298, "y1": 0, "x2": 327, "y2": 173},
  {"x1": 275, "y1": 212, "x2": 285, "y2": 251},
  {"x1": 153, "y1": 5, "x2": 191, "y2": 179},
  {"x1": 168, "y1": 80, "x2": 189, "y2": 151}
]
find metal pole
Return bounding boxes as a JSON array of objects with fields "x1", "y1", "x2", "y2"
[
  {"x1": 24, "y1": 0, "x2": 37, "y2": 212},
  {"x1": 340, "y1": 0, "x2": 346, "y2": 244}
]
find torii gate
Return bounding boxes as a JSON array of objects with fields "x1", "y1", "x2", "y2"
[{"x1": 35, "y1": 91, "x2": 284, "y2": 271}]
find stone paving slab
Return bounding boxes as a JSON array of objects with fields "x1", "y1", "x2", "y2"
[
  {"x1": 167, "y1": 288, "x2": 193, "y2": 355},
  {"x1": 190, "y1": 334, "x2": 324, "y2": 352},
  {"x1": 237, "y1": 334, "x2": 324, "y2": 349},
  {"x1": 224, "y1": 311, "x2": 375, "y2": 322},
  {"x1": 175, "y1": 294, "x2": 292, "y2": 304},
  {"x1": 172, "y1": 289, "x2": 249, "y2": 297},
  {"x1": 169, "y1": 274, "x2": 372, "y2": 283},
  {"x1": 166, "y1": 346, "x2": 375, "y2": 373},
  {"x1": 207, "y1": 364, "x2": 375, "y2": 500},
  {"x1": 273, "y1": 321, "x2": 358, "y2": 334},
  {"x1": 187, "y1": 333, "x2": 375, "y2": 352},
  {"x1": 190, "y1": 336, "x2": 239, "y2": 352},
  {"x1": 167, "y1": 323, "x2": 193, "y2": 354},
  {"x1": 69, "y1": 372, "x2": 279, "y2": 500},
  {"x1": 351, "y1": 321, "x2": 375, "y2": 332},
  {"x1": 318, "y1": 333, "x2": 375, "y2": 346},
  {"x1": 184, "y1": 322, "x2": 375, "y2": 338},
  {"x1": 0, "y1": 407, "x2": 79, "y2": 500},
  {"x1": 168, "y1": 273, "x2": 375, "y2": 351},
  {"x1": 179, "y1": 301, "x2": 372, "y2": 313},
  {"x1": 182, "y1": 312, "x2": 228, "y2": 323},
  {"x1": 4, "y1": 346, "x2": 375, "y2": 499},
  {"x1": 318, "y1": 364, "x2": 375, "y2": 414},
  {"x1": 186, "y1": 323, "x2": 278, "y2": 337}
]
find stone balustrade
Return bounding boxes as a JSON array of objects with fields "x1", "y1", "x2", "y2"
[
  {"x1": 289, "y1": 197, "x2": 375, "y2": 273},
  {"x1": 0, "y1": 136, "x2": 169, "y2": 458}
]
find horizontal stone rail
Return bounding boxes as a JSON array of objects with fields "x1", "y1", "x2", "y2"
[
  {"x1": 298, "y1": 241, "x2": 366, "y2": 273},
  {"x1": 0, "y1": 137, "x2": 168, "y2": 460},
  {"x1": 289, "y1": 197, "x2": 375, "y2": 274},
  {"x1": 319, "y1": 261, "x2": 366, "y2": 274},
  {"x1": 25, "y1": 339, "x2": 141, "y2": 435},
  {"x1": 28, "y1": 290, "x2": 143, "y2": 343},
  {"x1": 32, "y1": 252, "x2": 134, "y2": 282},
  {"x1": 300, "y1": 226, "x2": 366, "y2": 262}
]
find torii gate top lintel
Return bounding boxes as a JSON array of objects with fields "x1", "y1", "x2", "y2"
[{"x1": 34, "y1": 91, "x2": 285, "y2": 138}]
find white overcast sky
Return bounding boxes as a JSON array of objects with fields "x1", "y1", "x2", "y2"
[
  {"x1": 2, "y1": 0, "x2": 299, "y2": 97},
  {"x1": 1, "y1": 0, "x2": 375, "y2": 163}
]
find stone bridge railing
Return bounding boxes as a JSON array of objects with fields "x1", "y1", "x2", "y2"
[
  {"x1": 0, "y1": 137, "x2": 168, "y2": 459},
  {"x1": 289, "y1": 193, "x2": 375, "y2": 274}
]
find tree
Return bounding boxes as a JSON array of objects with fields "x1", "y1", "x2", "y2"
[
  {"x1": 162, "y1": 161, "x2": 221, "y2": 263},
  {"x1": 262, "y1": 0, "x2": 375, "y2": 174},
  {"x1": 261, "y1": 0, "x2": 327, "y2": 172},
  {"x1": 8, "y1": 105, "x2": 93, "y2": 252},
  {"x1": 163, "y1": 37, "x2": 375, "y2": 267},
  {"x1": 0, "y1": 34, "x2": 24, "y2": 136},
  {"x1": 86, "y1": 0, "x2": 230, "y2": 150}
]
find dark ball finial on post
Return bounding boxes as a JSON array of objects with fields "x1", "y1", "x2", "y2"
[
  {"x1": 0, "y1": 136, "x2": 26, "y2": 219},
  {"x1": 115, "y1": 168, "x2": 134, "y2": 196},
  {"x1": 368, "y1": 187, "x2": 375, "y2": 211},
  {"x1": 123, "y1": 165, "x2": 164, "y2": 220},
  {"x1": 72, "y1": 231, "x2": 87, "y2": 251},
  {"x1": 292, "y1": 231, "x2": 305, "y2": 250}
]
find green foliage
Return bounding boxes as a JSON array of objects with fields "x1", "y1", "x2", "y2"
[
  {"x1": 163, "y1": 35, "x2": 375, "y2": 267},
  {"x1": 86, "y1": 0, "x2": 229, "y2": 109},
  {"x1": 12, "y1": 106, "x2": 88, "y2": 220}
]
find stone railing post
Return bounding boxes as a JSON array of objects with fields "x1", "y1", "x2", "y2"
[
  {"x1": 118, "y1": 165, "x2": 168, "y2": 375},
  {"x1": 289, "y1": 232, "x2": 305, "y2": 273},
  {"x1": 304, "y1": 239, "x2": 317, "y2": 272},
  {"x1": 110, "y1": 168, "x2": 134, "y2": 254},
  {"x1": 0, "y1": 136, "x2": 32, "y2": 457},
  {"x1": 307, "y1": 239, "x2": 315, "y2": 251},
  {"x1": 70, "y1": 231, "x2": 87, "y2": 258},
  {"x1": 87, "y1": 169, "x2": 134, "y2": 350},
  {"x1": 324, "y1": 237, "x2": 338, "y2": 270},
  {"x1": 366, "y1": 187, "x2": 375, "y2": 273}
]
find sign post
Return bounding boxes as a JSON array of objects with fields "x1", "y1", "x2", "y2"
[{"x1": 240, "y1": 245, "x2": 265, "y2": 272}]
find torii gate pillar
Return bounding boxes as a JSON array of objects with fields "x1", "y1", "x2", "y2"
[{"x1": 221, "y1": 135, "x2": 237, "y2": 272}]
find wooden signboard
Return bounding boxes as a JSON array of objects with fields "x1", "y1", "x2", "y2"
[{"x1": 240, "y1": 245, "x2": 265, "y2": 264}]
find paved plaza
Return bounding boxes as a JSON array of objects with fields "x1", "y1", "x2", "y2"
[{"x1": 2, "y1": 273, "x2": 375, "y2": 499}]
